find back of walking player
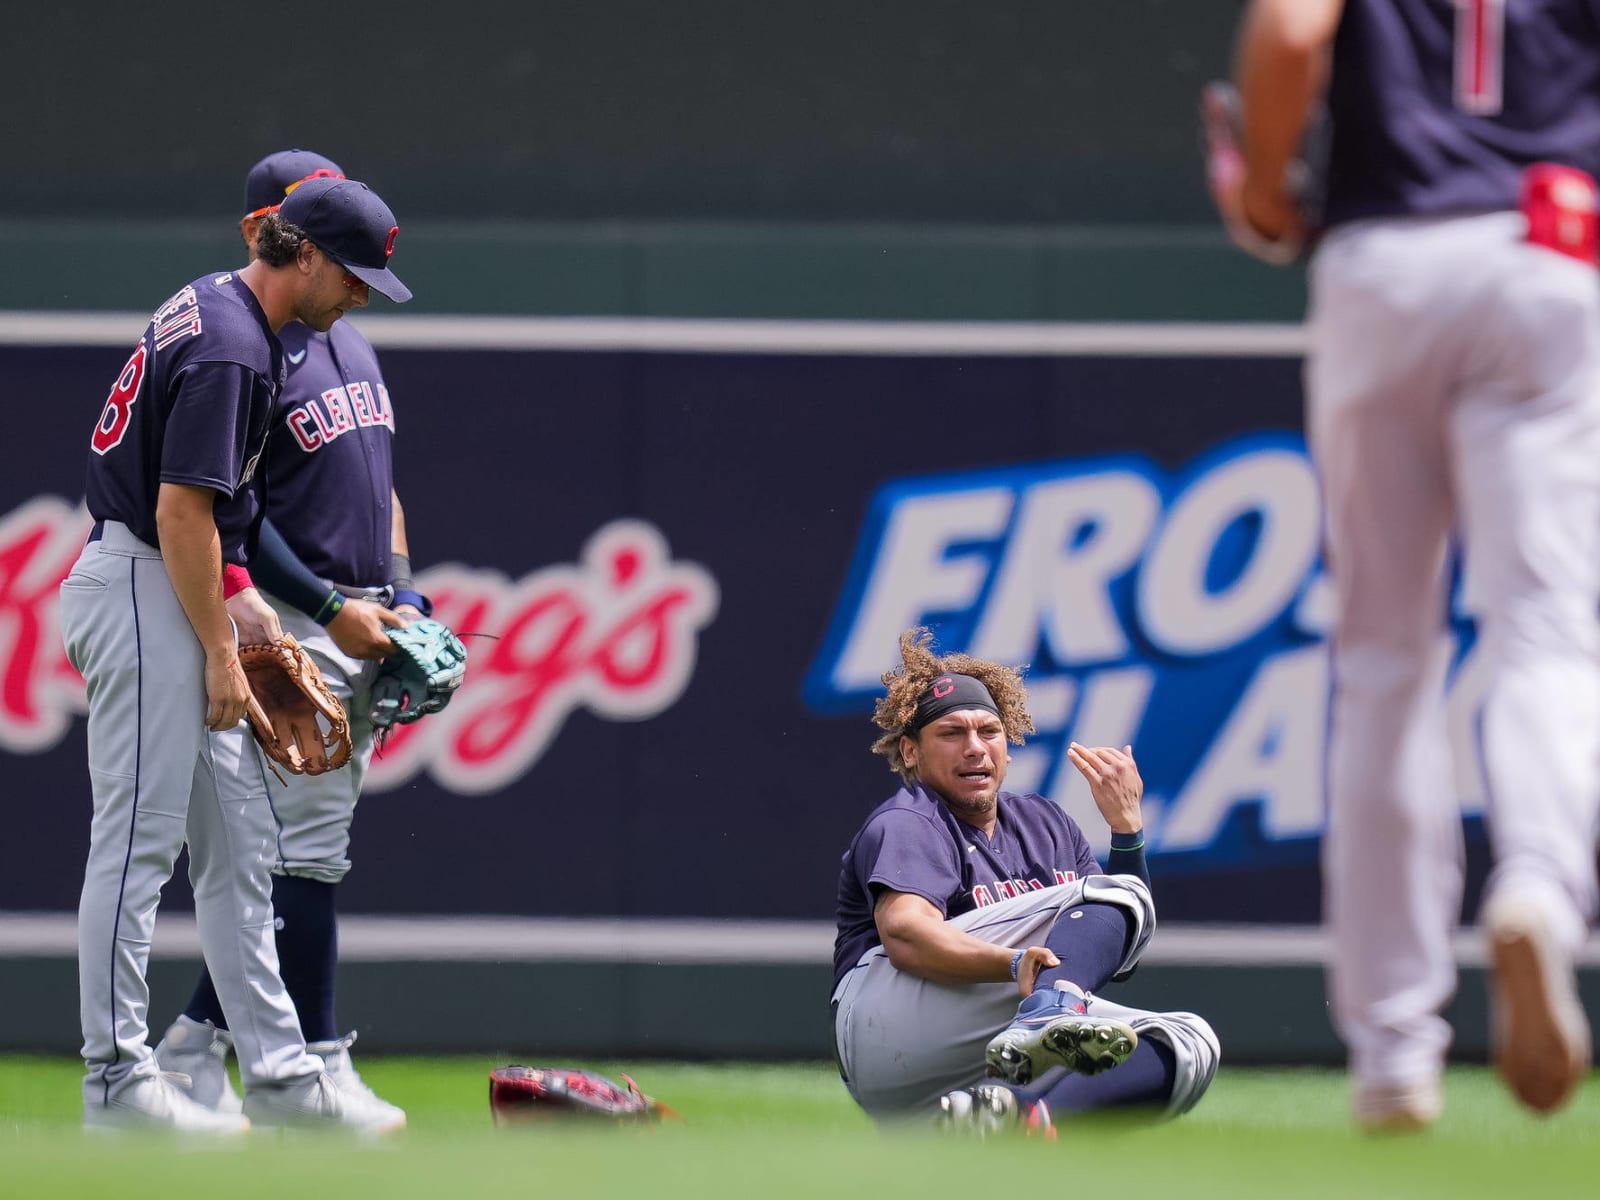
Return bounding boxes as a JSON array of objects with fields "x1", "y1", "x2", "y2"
[{"x1": 1210, "y1": 0, "x2": 1600, "y2": 1128}]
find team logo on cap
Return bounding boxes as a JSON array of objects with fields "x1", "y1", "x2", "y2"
[
  {"x1": 385, "y1": 226, "x2": 398, "y2": 258},
  {"x1": 284, "y1": 168, "x2": 342, "y2": 199}
]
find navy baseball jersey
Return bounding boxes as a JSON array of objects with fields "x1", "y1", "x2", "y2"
[
  {"x1": 265, "y1": 321, "x2": 396, "y2": 587},
  {"x1": 833, "y1": 784, "x2": 1100, "y2": 987},
  {"x1": 84, "y1": 272, "x2": 282, "y2": 562},
  {"x1": 1322, "y1": 0, "x2": 1600, "y2": 228}
]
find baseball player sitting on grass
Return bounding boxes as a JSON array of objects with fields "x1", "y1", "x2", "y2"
[
  {"x1": 831, "y1": 628, "x2": 1218, "y2": 1135},
  {"x1": 151, "y1": 150, "x2": 446, "y2": 1127}
]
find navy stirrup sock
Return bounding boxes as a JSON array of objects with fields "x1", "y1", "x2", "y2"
[
  {"x1": 1032, "y1": 902, "x2": 1134, "y2": 995},
  {"x1": 183, "y1": 971, "x2": 226, "y2": 1030},
  {"x1": 184, "y1": 875, "x2": 340, "y2": 1041},
  {"x1": 271, "y1": 874, "x2": 340, "y2": 1043},
  {"x1": 1034, "y1": 1038, "x2": 1179, "y2": 1114}
]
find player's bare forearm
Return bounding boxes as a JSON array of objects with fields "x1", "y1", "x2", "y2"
[
  {"x1": 874, "y1": 890, "x2": 1045, "y2": 987},
  {"x1": 1233, "y1": 0, "x2": 1340, "y2": 238},
  {"x1": 391, "y1": 488, "x2": 410, "y2": 558},
  {"x1": 388, "y1": 490, "x2": 425, "y2": 620},
  {"x1": 156, "y1": 482, "x2": 250, "y2": 730},
  {"x1": 156, "y1": 483, "x2": 235, "y2": 656}
]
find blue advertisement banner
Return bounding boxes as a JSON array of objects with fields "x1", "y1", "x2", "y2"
[{"x1": 0, "y1": 328, "x2": 1492, "y2": 923}]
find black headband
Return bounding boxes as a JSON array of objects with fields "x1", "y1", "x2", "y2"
[{"x1": 908, "y1": 674, "x2": 1001, "y2": 733}]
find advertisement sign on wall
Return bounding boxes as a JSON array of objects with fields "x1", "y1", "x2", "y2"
[{"x1": 0, "y1": 323, "x2": 1490, "y2": 922}]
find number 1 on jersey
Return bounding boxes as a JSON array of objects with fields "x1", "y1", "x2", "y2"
[{"x1": 1455, "y1": 0, "x2": 1505, "y2": 115}]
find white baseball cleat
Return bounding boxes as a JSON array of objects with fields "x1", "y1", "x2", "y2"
[
  {"x1": 153, "y1": 1015, "x2": 244, "y2": 1115},
  {"x1": 307, "y1": 1031, "x2": 406, "y2": 1128},
  {"x1": 936, "y1": 1083, "x2": 1055, "y2": 1139},
  {"x1": 244, "y1": 1071, "x2": 406, "y2": 1136},
  {"x1": 83, "y1": 1072, "x2": 252, "y2": 1136},
  {"x1": 1484, "y1": 889, "x2": 1591, "y2": 1115}
]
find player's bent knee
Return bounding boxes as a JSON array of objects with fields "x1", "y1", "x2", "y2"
[
  {"x1": 1146, "y1": 1011, "x2": 1221, "y2": 1118},
  {"x1": 1078, "y1": 874, "x2": 1156, "y2": 973}
]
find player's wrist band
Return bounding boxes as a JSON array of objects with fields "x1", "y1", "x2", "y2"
[
  {"x1": 1110, "y1": 830, "x2": 1145, "y2": 852},
  {"x1": 1010, "y1": 949, "x2": 1025, "y2": 981},
  {"x1": 222, "y1": 564, "x2": 253, "y2": 599},
  {"x1": 312, "y1": 589, "x2": 346, "y2": 626},
  {"x1": 390, "y1": 588, "x2": 433, "y2": 617},
  {"x1": 389, "y1": 553, "x2": 415, "y2": 592}
]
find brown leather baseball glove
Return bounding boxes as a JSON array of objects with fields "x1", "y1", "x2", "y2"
[{"x1": 239, "y1": 634, "x2": 353, "y2": 777}]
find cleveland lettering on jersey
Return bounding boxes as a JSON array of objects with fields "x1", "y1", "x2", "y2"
[
  {"x1": 267, "y1": 322, "x2": 397, "y2": 586},
  {"x1": 971, "y1": 870, "x2": 1077, "y2": 908},
  {"x1": 286, "y1": 380, "x2": 395, "y2": 451}
]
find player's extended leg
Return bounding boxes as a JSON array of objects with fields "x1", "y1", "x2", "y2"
[
  {"x1": 1306, "y1": 221, "x2": 1467, "y2": 1130},
  {"x1": 59, "y1": 531, "x2": 249, "y2": 1135},
  {"x1": 1452, "y1": 237, "x2": 1600, "y2": 1114}
]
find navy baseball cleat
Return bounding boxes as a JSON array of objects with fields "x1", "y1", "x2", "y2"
[{"x1": 985, "y1": 984, "x2": 1138, "y2": 1085}]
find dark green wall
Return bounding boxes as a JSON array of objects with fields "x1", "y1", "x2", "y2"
[
  {"x1": 4, "y1": 4, "x2": 1289, "y2": 320},
  {"x1": 10, "y1": 2, "x2": 1243, "y2": 225},
  {"x1": 0, "y1": 218, "x2": 1303, "y2": 320}
]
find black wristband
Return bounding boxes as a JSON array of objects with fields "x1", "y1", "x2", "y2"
[
  {"x1": 312, "y1": 590, "x2": 346, "y2": 626},
  {"x1": 389, "y1": 552, "x2": 414, "y2": 592}
]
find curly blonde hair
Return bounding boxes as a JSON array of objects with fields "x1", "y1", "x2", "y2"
[{"x1": 871, "y1": 627, "x2": 1033, "y2": 782}]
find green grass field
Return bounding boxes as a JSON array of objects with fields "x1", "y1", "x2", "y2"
[{"x1": 2, "y1": 1058, "x2": 1597, "y2": 1200}]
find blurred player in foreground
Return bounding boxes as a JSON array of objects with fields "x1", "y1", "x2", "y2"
[
  {"x1": 153, "y1": 150, "x2": 422, "y2": 1126},
  {"x1": 830, "y1": 628, "x2": 1218, "y2": 1135},
  {"x1": 1209, "y1": 0, "x2": 1600, "y2": 1128}
]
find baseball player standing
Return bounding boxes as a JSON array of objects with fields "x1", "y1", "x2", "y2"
[
  {"x1": 831, "y1": 629, "x2": 1219, "y2": 1133},
  {"x1": 1210, "y1": 0, "x2": 1600, "y2": 1128},
  {"x1": 61, "y1": 176, "x2": 413, "y2": 1134},
  {"x1": 152, "y1": 151, "x2": 419, "y2": 1124}
]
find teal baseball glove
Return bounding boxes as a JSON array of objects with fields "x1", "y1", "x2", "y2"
[{"x1": 369, "y1": 618, "x2": 468, "y2": 733}]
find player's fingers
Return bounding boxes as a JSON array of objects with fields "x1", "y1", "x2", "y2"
[
  {"x1": 1068, "y1": 743, "x2": 1101, "y2": 779},
  {"x1": 376, "y1": 607, "x2": 407, "y2": 629},
  {"x1": 211, "y1": 698, "x2": 244, "y2": 732}
]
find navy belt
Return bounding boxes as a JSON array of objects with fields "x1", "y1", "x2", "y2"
[{"x1": 87, "y1": 520, "x2": 104, "y2": 544}]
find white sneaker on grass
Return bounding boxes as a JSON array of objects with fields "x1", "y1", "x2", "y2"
[
  {"x1": 244, "y1": 1071, "x2": 406, "y2": 1136},
  {"x1": 153, "y1": 1015, "x2": 243, "y2": 1115},
  {"x1": 83, "y1": 1072, "x2": 251, "y2": 1136},
  {"x1": 307, "y1": 1031, "x2": 406, "y2": 1128}
]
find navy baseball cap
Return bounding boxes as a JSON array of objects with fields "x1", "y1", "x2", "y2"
[
  {"x1": 243, "y1": 149, "x2": 345, "y2": 218},
  {"x1": 278, "y1": 177, "x2": 413, "y2": 304}
]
